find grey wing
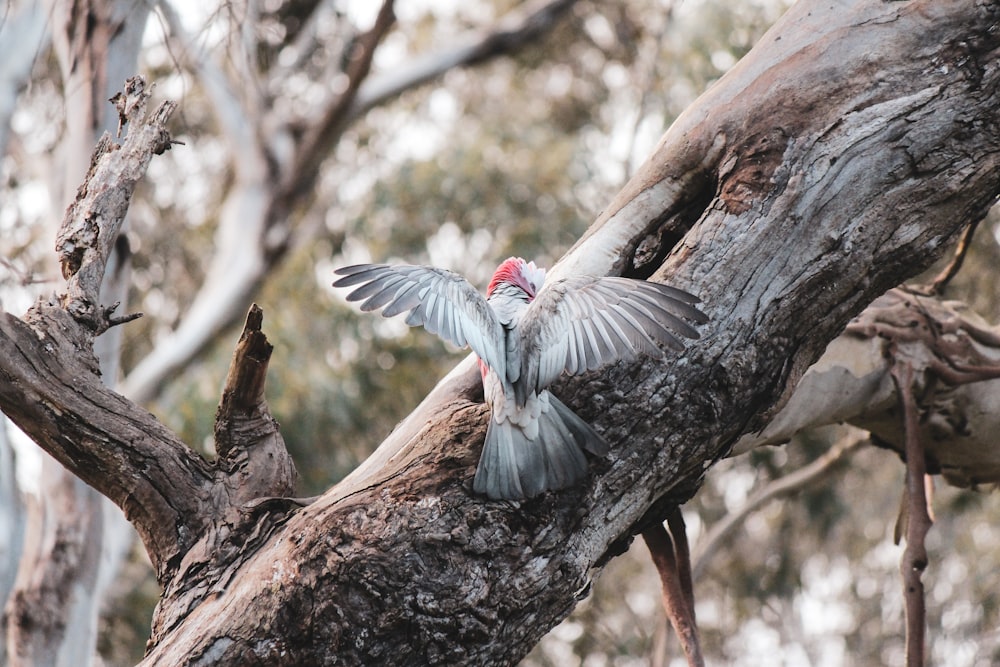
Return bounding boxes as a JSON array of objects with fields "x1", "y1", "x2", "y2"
[
  {"x1": 333, "y1": 264, "x2": 506, "y2": 376},
  {"x1": 518, "y1": 276, "x2": 707, "y2": 400}
]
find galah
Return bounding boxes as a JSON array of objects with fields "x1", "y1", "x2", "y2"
[{"x1": 333, "y1": 257, "x2": 706, "y2": 500}]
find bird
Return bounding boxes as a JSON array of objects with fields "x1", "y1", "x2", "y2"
[{"x1": 333, "y1": 257, "x2": 706, "y2": 500}]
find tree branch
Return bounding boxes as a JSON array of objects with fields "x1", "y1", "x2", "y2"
[
  {"x1": 693, "y1": 432, "x2": 866, "y2": 582},
  {"x1": 281, "y1": 0, "x2": 396, "y2": 203},
  {"x1": 133, "y1": 1, "x2": 1000, "y2": 662},
  {"x1": 0, "y1": 80, "x2": 212, "y2": 581},
  {"x1": 347, "y1": 0, "x2": 580, "y2": 120},
  {"x1": 926, "y1": 219, "x2": 980, "y2": 295},
  {"x1": 890, "y1": 361, "x2": 931, "y2": 667},
  {"x1": 55, "y1": 77, "x2": 174, "y2": 332},
  {"x1": 214, "y1": 305, "x2": 297, "y2": 502},
  {"x1": 0, "y1": 309, "x2": 209, "y2": 581},
  {"x1": 643, "y1": 510, "x2": 704, "y2": 667}
]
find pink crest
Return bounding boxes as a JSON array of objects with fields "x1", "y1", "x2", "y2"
[
  {"x1": 487, "y1": 257, "x2": 524, "y2": 296},
  {"x1": 487, "y1": 257, "x2": 545, "y2": 298}
]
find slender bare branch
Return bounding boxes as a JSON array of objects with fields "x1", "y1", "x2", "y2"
[
  {"x1": 890, "y1": 361, "x2": 932, "y2": 667},
  {"x1": 643, "y1": 510, "x2": 704, "y2": 667},
  {"x1": 693, "y1": 432, "x2": 866, "y2": 582},
  {"x1": 281, "y1": 0, "x2": 396, "y2": 202},
  {"x1": 348, "y1": 0, "x2": 580, "y2": 121},
  {"x1": 926, "y1": 219, "x2": 980, "y2": 295}
]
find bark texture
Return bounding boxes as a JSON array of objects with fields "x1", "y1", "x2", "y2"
[
  {"x1": 737, "y1": 287, "x2": 1000, "y2": 487},
  {"x1": 0, "y1": 1, "x2": 999, "y2": 665}
]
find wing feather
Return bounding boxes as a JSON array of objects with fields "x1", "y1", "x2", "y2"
[
  {"x1": 587, "y1": 307, "x2": 623, "y2": 365},
  {"x1": 345, "y1": 274, "x2": 403, "y2": 304},
  {"x1": 591, "y1": 306, "x2": 640, "y2": 359},
  {"x1": 381, "y1": 282, "x2": 426, "y2": 317},
  {"x1": 518, "y1": 275, "x2": 706, "y2": 397},
  {"x1": 331, "y1": 264, "x2": 386, "y2": 286},
  {"x1": 334, "y1": 264, "x2": 505, "y2": 376},
  {"x1": 579, "y1": 318, "x2": 605, "y2": 371},
  {"x1": 604, "y1": 304, "x2": 658, "y2": 355}
]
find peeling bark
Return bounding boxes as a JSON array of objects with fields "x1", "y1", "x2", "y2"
[
  {"x1": 738, "y1": 288, "x2": 1000, "y2": 488},
  {"x1": 0, "y1": 0, "x2": 999, "y2": 664}
]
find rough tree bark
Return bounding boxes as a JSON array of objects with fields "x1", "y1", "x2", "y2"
[{"x1": 1, "y1": 1, "x2": 999, "y2": 665}]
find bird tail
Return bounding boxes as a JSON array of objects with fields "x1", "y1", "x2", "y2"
[{"x1": 473, "y1": 394, "x2": 609, "y2": 500}]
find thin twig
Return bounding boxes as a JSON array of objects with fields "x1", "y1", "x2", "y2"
[
  {"x1": 643, "y1": 517, "x2": 704, "y2": 667},
  {"x1": 692, "y1": 431, "x2": 866, "y2": 581},
  {"x1": 927, "y1": 219, "x2": 979, "y2": 295},
  {"x1": 890, "y1": 361, "x2": 931, "y2": 667}
]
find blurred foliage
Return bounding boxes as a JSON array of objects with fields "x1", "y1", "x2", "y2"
[{"x1": 3, "y1": 0, "x2": 1000, "y2": 665}]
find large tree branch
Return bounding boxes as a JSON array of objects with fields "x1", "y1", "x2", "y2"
[
  {"x1": 0, "y1": 82, "x2": 297, "y2": 594},
  {"x1": 131, "y1": 0, "x2": 1000, "y2": 663},
  {"x1": 0, "y1": 82, "x2": 207, "y2": 580}
]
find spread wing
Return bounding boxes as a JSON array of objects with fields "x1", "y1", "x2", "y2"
[
  {"x1": 517, "y1": 276, "x2": 706, "y2": 402},
  {"x1": 333, "y1": 264, "x2": 506, "y2": 377}
]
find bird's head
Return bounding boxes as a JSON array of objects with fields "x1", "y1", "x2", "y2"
[{"x1": 487, "y1": 257, "x2": 546, "y2": 300}]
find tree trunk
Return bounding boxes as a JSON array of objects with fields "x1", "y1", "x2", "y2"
[{"x1": 0, "y1": 0, "x2": 999, "y2": 665}]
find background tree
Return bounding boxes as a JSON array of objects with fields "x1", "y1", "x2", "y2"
[{"x1": 2, "y1": 0, "x2": 1000, "y2": 665}]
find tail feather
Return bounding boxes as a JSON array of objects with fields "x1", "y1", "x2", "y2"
[
  {"x1": 548, "y1": 395, "x2": 609, "y2": 457},
  {"x1": 473, "y1": 394, "x2": 608, "y2": 500}
]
